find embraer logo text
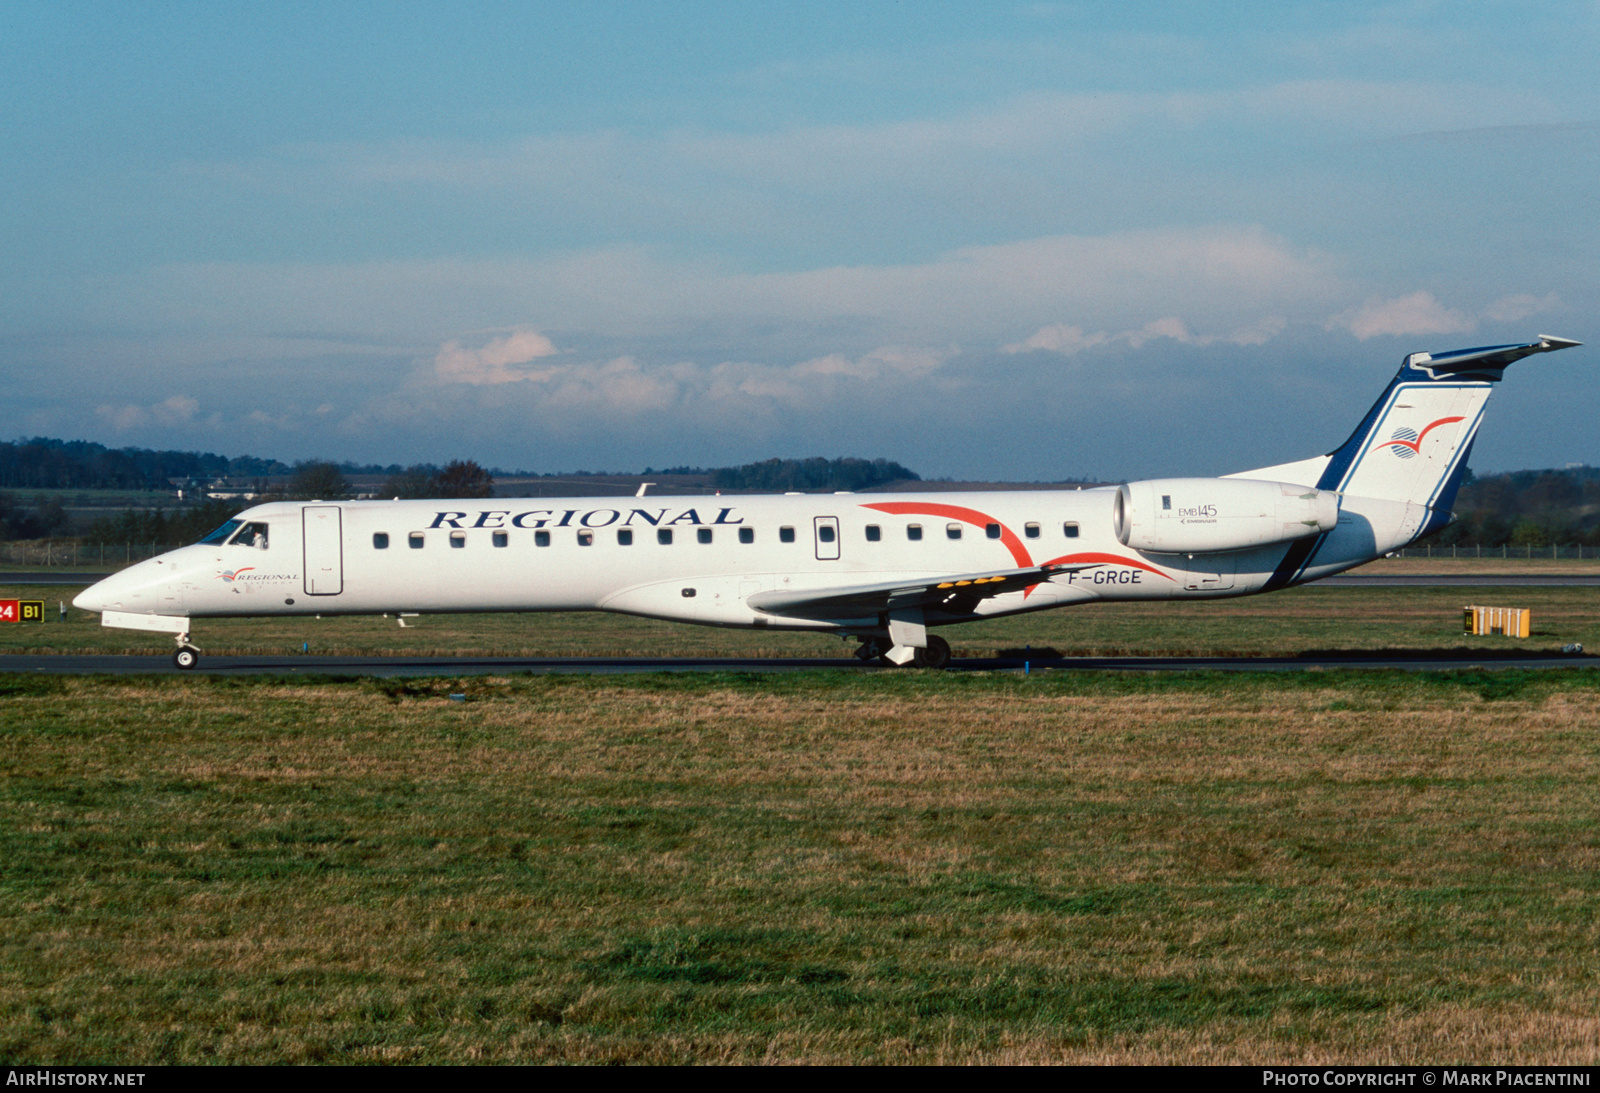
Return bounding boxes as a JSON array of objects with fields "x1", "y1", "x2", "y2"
[{"x1": 429, "y1": 507, "x2": 745, "y2": 530}]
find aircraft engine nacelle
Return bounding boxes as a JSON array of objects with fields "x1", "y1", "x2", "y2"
[{"x1": 1114, "y1": 477, "x2": 1339, "y2": 554}]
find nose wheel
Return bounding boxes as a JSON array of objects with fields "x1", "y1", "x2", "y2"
[{"x1": 173, "y1": 636, "x2": 200, "y2": 671}]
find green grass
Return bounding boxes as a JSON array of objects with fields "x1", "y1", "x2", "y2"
[
  {"x1": 2, "y1": 670, "x2": 1599, "y2": 1063},
  {"x1": 1, "y1": 583, "x2": 1595, "y2": 659}
]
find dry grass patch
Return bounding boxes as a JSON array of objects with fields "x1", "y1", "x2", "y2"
[{"x1": 2, "y1": 670, "x2": 1598, "y2": 1063}]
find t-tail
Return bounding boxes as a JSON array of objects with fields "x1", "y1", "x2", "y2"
[
  {"x1": 1229, "y1": 335, "x2": 1581, "y2": 588},
  {"x1": 1319, "y1": 335, "x2": 1580, "y2": 522}
]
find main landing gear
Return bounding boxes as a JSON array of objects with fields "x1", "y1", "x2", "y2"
[
  {"x1": 914, "y1": 635, "x2": 952, "y2": 670},
  {"x1": 173, "y1": 634, "x2": 201, "y2": 671},
  {"x1": 853, "y1": 634, "x2": 952, "y2": 670}
]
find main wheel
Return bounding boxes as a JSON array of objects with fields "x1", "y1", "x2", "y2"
[
  {"x1": 914, "y1": 635, "x2": 952, "y2": 670},
  {"x1": 173, "y1": 646, "x2": 199, "y2": 670}
]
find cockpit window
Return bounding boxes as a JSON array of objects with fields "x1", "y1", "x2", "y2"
[
  {"x1": 199, "y1": 519, "x2": 243, "y2": 545},
  {"x1": 227, "y1": 522, "x2": 270, "y2": 549}
]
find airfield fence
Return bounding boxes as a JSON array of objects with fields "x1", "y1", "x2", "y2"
[
  {"x1": 0, "y1": 540, "x2": 184, "y2": 568},
  {"x1": 1388, "y1": 543, "x2": 1594, "y2": 559}
]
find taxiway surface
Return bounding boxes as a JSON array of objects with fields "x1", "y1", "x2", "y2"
[{"x1": 3, "y1": 651, "x2": 1595, "y2": 676}]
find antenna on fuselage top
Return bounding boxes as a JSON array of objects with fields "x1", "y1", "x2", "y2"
[{"x1": 636, "y1": 482, "x2": 655, "y2": 497}]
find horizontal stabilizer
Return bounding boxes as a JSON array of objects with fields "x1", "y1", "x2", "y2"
[
  {"x1": 1404, "y1": 335, "x2": 1580, "y2": 379},
  {"x1": 747, "y1": 563, "x2": 1082, "y2": 620}
]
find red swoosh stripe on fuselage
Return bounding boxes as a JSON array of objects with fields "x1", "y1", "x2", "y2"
[
  {"x1": 861, "y1": 501, "x2": 1033, "y2": 569},
  {"x1": 860, "y1": 501, "x2": 1173, "y2": 596}
]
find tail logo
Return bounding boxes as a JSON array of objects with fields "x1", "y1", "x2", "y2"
[{"x1": 1375, "y1": 416, "x2": 1463, "y2": 459}]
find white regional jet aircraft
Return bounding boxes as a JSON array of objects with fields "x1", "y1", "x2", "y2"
[{"x1": 75, "y1": 336, "x2": 1580, "y2": 670}]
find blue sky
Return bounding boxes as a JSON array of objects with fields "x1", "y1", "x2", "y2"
[{"x1": 3, "y1": 2, "x2": 1597, "y2": 480}]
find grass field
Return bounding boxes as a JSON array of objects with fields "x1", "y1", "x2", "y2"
[
  {"x1": 2, "y1": 669, "x2": 1599, "y2": 1064},
  {"x1": 1, "y1": 582, "x2": 1595, "y2": 660}
]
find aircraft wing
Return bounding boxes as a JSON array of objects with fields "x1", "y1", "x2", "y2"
[{"x1": 746, "y1": 563, "x2": 1087, "y2": 620}]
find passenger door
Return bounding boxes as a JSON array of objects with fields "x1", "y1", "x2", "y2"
[{"x1": 302, "y1": 506, "x2": 344, "y2": 595}]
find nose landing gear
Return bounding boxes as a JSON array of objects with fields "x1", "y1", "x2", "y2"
[{"x1": 173, "y1": 634, "x2": 201, "y2": 670}]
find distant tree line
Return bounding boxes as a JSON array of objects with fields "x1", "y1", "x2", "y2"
[
  {"x1": 3, "y1": 435, "x2": 920, "y2": 497},
  {"x1": 0, "y1": 436, "x2": 513, "y2": 494},
  {"x1": 0, "y1": 492, "x2": 72, "y2": 539},
  {"x1": 80, "y1": 498, "x2": 242, "y2": 546},
  {"x1": 1421, "y1": 467, "x2": 1600, "y2": 547},
  {"x1": 0, "y1": 437, "x2": 292, "y2": 491},
  {"x1": 642, "y1": 457, "x2": 921, "y2": 492},
  {"x1": 377, "y1": 461, "x2": 495, "y2": 499}
]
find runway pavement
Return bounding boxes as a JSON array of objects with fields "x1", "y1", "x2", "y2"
[
  {"x1": 0, "y1": 572, "x2": 109, "y2": 586},
  {"x1": 3, "y1": 650, "x2": 1594, "y2": 676}
]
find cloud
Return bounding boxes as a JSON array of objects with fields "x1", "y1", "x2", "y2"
[
  {"x1": 1005, "y1": 314, "x2": 1287, "y2": 355},
  {"x1": 218, "y1": 81, "x2": 1561, "y2": 204},
  {"x1": 1482, "y1": 292, "x2": 1560, "y2": 324},
  {"x1": 539, "y1": 356, "x2": 681, "y2": 416},
  {"x1": 1324, "y1": 292, "x2": 1475, "y2": 340},
  {"x1": 1323, "y1": 291, "x2": 1563, "y2": 341},
  {"x1": 416, "y1": 342, "x2": 960, "y2": 426},
  {"x1": 792, "y1": 344, "x2": 948, "y2": 381},
  {"x1": 94, "y1": 394, "x2": 200, "y2": 432},
  {"x1": 121, "y1": 224, "x2": 1337, "y2": 351},
  {"x1": 1006, "y1": 323, "x2": 1108, "y2": 355},
  {"x1": 434, "y1": 327, "x2": 559, "y2": 385}
]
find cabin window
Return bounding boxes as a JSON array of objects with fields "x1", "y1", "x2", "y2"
[
  {"x1": 1025, "y1": 523, "x2": 1040, "y2": 539},
  {"x1": 450, "y1": 531, "x2": 466, "y2": 548},
  {"x1": 1161, "y1": 495, "x2": 1171, "y2": 511},
  {"x1": 373, "y1": 532, "x2": 389, "y2": 549},
  {"x1": 907, "y1": 524, "x2": 922, "y2": 541},
  {"x1": 947, "y1": 523, "x2": 962, "y2": 540},
  {"x1": 618, "y1": 529, "x2": 633, "y2": 546},
  {"x1": 818, "y1": 524, "x2": 835, "y2": 544},
  {"x1": 658, "y1": 528, "x2": 673, "y2": 545},
  {"x1": 535, "y1": 530, "x2": 550, "y2": 547},
  {"x1": 408, "y1": 532, "x2": 425, "y2": 549},
  {"x1": 779, "y1": 526, "x2": 795, "y2": 543},
  {"x1": 739, "y1": 527, "x2": 754, "y2": 544},
  {"x1": 492, "y1": 531, "x2": 508, "y2": 548},
  {"x1": 577, "y1": 530, "x2": 593, "y2": 546},
  {"x1": 681, "y1": 587, "x2": 696, "y2": 598},
  {"x1": 865, "y1": 524, "x2": 880, "y2": 542},
  {"x1": 985, "y1": 523, "x2": 1000, "y2": 539},
  {"x1": 1063, "y1": 522, "x2": 1080, "y2": 539},
  {"x1": 697, "y1": 527, "x2": 713, "y2": 544}
]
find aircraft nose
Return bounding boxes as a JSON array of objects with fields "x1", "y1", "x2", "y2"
[
  {"x1": 72, "y1": 559, "x2": 176, "y2": 614},
  {"x1": 74, "y1": 569, "x2": 135, "y2": 613},
  {"x1": 71, "y1": 584, "x2": 104, "y2": 612}
]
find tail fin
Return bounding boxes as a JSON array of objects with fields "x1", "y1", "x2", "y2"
[{"x1": 1317, "y1": 336, "x2": 1579, "y2": 529}]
